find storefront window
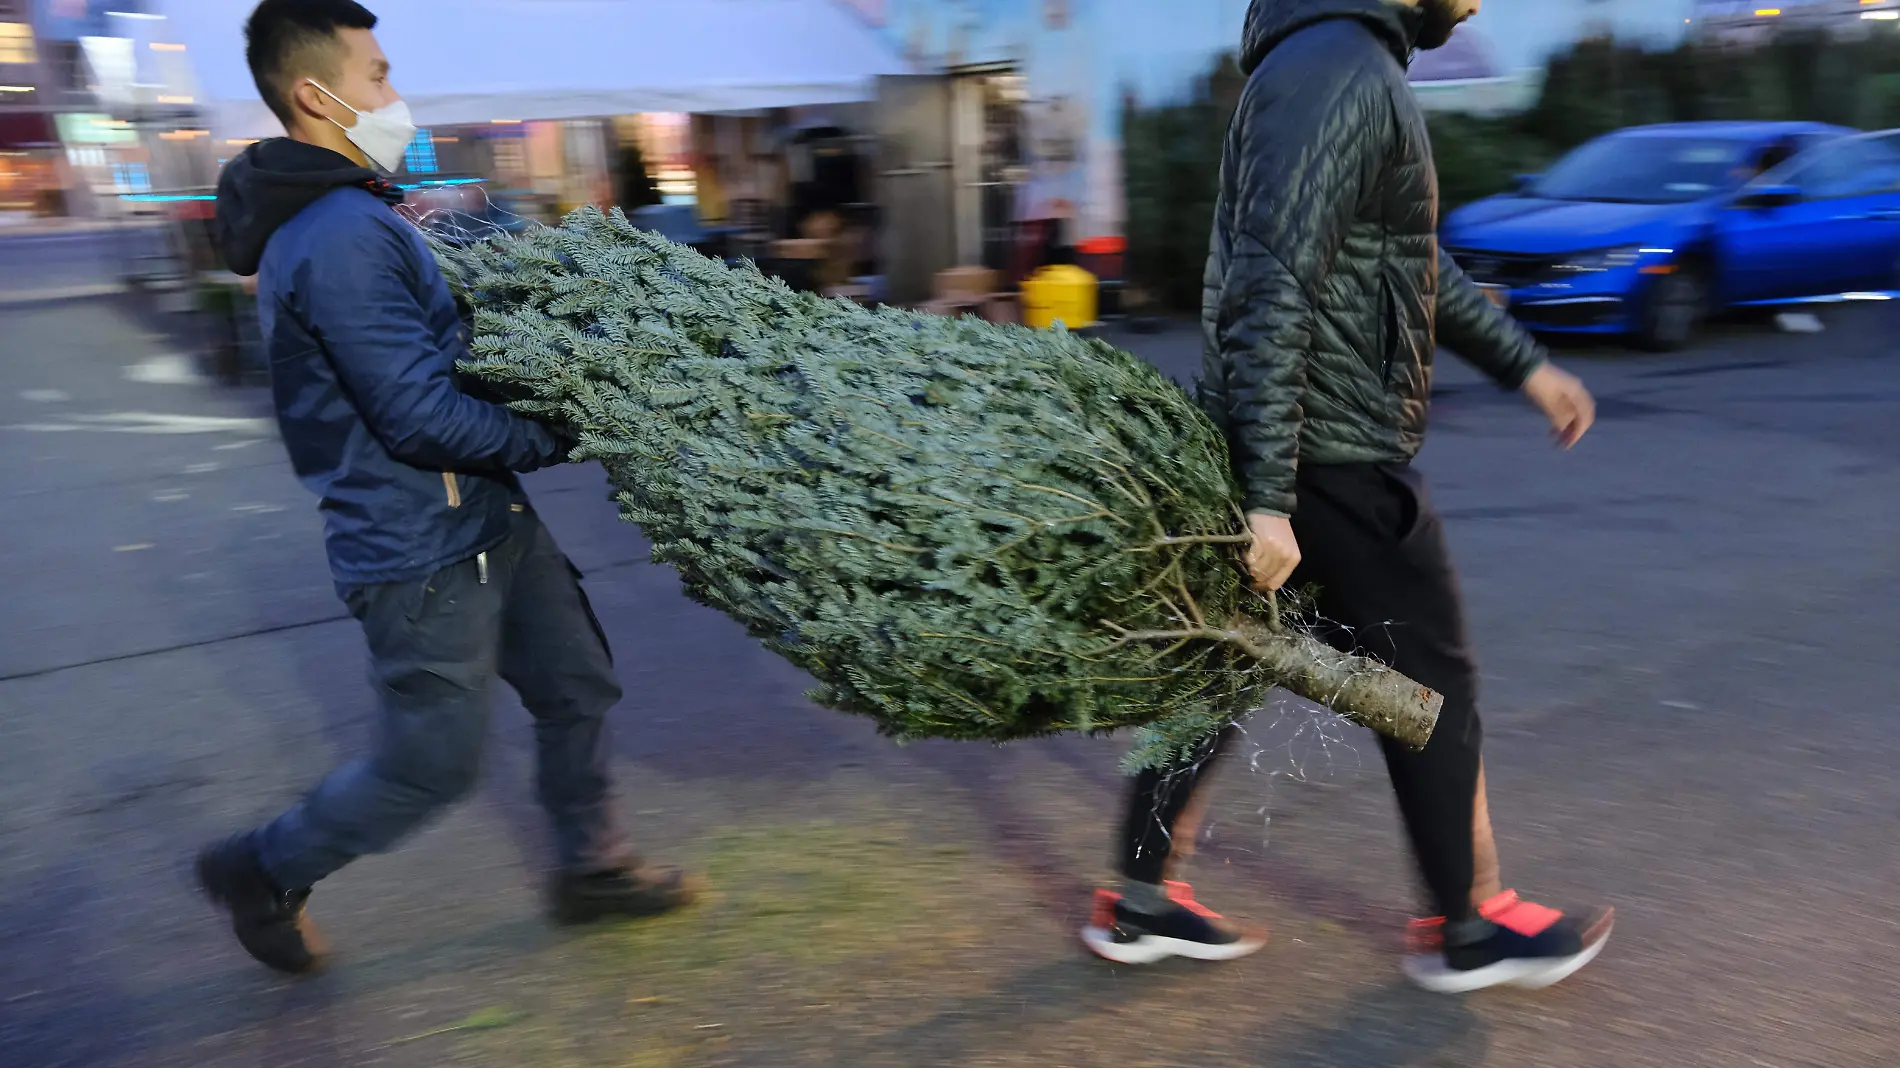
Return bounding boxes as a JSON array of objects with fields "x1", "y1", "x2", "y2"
[
  {"x1": 0, "y1": 21, "x2": 37, "y2": 64},
  {"x1": 0, "y1": 152, "x2": 58, "y2": 213},
  {"x1": 404, "y1": 129, "x2": 439, "y2": 175}
]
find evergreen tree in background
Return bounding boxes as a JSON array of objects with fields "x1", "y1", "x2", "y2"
[
  {"x1": 433, "y1": 208, "x2": 1438, "y2": 767},
  {"x1": 1120, "y1": 57, "x2": 1244, "y2": 313}
]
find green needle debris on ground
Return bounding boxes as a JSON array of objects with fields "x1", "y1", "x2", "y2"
[{"x1": 380, "y1": 1006, "x2": 526, "y2": 1048}]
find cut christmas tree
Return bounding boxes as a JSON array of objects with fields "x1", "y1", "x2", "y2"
[{"x1": 434, "y1": 208, "x2": 1438, "y2": 768}]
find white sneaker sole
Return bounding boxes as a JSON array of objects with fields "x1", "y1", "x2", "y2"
[
  {"x1": 1401, "y1": 926, "x2": 1611, "y2": 994},
  {"x1": 1080, "y1": 925, "x2": 1267, "y2": 965}
]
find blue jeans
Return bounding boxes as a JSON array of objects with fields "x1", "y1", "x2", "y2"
[{"x1": 256, "y1": 509, "x2": 632, "y2": 890}]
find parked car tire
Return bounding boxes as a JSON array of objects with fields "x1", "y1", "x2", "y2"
[{"x1": 1631, "y1": 262, "x2": 1709, "y2": 352}]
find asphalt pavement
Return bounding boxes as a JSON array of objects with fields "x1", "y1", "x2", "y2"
[{"x1": 1, "y1": 292, "x2": 1897, "y2": 1068}]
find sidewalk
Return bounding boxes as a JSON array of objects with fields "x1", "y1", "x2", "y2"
[
  {"x1": 0, "y1": 213, "x2": 163, "y2": 239},
  {"x1": 0, "y1": 281, "x2": 128, "y2": 307},
  {"x1": 0, "y1": 220, "x2": 150, "y2": 308}
]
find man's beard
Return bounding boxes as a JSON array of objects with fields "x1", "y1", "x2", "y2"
[{"x1": 1415, "y1": 0, "x2": 1466, "y2": 50}]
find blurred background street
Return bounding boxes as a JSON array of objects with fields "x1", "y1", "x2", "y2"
[{"x1": 4, "y1": 0, "x2": 1900, "y2": 1066}]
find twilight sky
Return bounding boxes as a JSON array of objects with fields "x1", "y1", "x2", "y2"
[{"x1": 1477, "y1": 0, "x2": 1699, "y2": 69}]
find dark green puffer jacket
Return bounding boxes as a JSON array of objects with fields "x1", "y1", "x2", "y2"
[{"x1": 1197, "y1": 0, "x2": 1546, "y2": 517}]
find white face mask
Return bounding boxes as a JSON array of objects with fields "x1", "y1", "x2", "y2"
[{"x1": 308, "y1": 79, "x2": 416, "y2": 173}]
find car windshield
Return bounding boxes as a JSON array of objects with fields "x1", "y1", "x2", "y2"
[{"x1": 1532, "y1": 136, "x2": 1755, "y2": 204}]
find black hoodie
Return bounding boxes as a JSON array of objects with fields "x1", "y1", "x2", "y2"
[
  {"x1": 215, "y1": 138, "x2": 396, "y2": 275},
  {"x1": 1239, "y1": 0, "x2": 1418, "y2": 74},
  {"x1": 1196, "y1": 0, "x2": 1546, "y2": 517}
]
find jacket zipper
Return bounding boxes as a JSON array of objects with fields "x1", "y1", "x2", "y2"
[
  {"x1": 1379, "y1": 278, "x2": 1398, "y2": 383},
  {"x1": 442, "y1": 472, "x2": 462, "y2": 508}
]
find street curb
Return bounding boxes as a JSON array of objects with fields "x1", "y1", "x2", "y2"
[
  {"x1": 0, "y1": 221, "x2": 162, "y2": 240},
  {"x1": 0, "y1": 284, "x2": 131, "y2": 309}
]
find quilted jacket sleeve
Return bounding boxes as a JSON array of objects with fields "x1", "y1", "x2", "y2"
[
  {"x1": 1436, "y1": 253, "x2": 1547, "y2": 389},
  {"x1": 1213, "y1": 68, "x2": 1393, "y2": 518},
  {"x1": 305, "y1": 213, "x2": 569, "y2": 474}
]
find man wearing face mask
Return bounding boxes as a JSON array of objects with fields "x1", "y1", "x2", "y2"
[
  {"x1": 197, "y1": 0, "x2": 696, "y2": 976},
  {"x1": 1080, "y1": 0, "x2": 1612, "y2": 993}
]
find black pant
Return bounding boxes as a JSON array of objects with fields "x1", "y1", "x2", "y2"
[
  {"x1": 256, "y1": 508, "x2": 632, "y2": 890},
  {"x1": 1118, "y1": 463, "x2": 1485, "y2": 922}
]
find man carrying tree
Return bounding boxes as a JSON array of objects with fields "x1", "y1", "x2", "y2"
[
  {"x1": 195, "y1": 0, "x2": 695, "y2": 975},
  {"x1": 1081, "y1": 0, "x2": 1615, "y2": 993}
]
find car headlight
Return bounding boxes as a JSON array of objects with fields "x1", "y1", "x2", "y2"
[{"x1": 1552, "y1": 246, "x2": 1650, "y2": 273}]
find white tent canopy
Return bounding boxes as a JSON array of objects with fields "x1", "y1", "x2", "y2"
[{"x1": 163, "y1": 0, "x2": 913, "y2": 141}]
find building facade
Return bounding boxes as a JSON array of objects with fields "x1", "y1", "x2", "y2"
[
  {"x1": 849, "y1": 0, "x2": 1665, "y2": 252},
  {"x1": 0, "y1": 0, "x2": 210, "y2": 219},
  {"x1": 0, "y1": 0, "x2": 66, "y2": 214}
]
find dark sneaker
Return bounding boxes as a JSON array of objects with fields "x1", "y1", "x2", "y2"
[
  {"x1": 1402, "y1": 889, "x2": 1613, "y2": 993},
  {"x1": 1080, "y1": 881, "x2": 1267, "y2": 964},
  {"x1": 549, "y1": 865, "x2": 700, "y2": 925},
  {"x1": 194, "y1": 834, "x2": 326, "y2": 975}
]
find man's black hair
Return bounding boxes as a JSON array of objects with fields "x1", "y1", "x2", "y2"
[{"x1": 244, "y1": 0, "x2": 379, "y2": 127}]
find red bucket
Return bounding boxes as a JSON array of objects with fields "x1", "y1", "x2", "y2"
[{"x1": 1075, "y1": 235, "x2": 1126, "y2": 282}]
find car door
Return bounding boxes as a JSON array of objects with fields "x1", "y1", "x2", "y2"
[
  {"x1": 1719, "y1": 133, "x2": 1900, "y2": 302},
  {"x1": 1816, "y1": 132, "x2": 1900, "y2": 291}
]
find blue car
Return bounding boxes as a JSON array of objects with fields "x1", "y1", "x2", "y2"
[{"x1": 1442, "y1": 122, "x2": 1900, "y2": 350}]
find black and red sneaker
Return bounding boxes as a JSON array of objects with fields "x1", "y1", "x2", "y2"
[
  {"x1": 1080, "y1": 881, "x2": 1267, "y2": 965},
  {"x1": 1402, "y1": 889, "x2": 1613, "y2": 993}
]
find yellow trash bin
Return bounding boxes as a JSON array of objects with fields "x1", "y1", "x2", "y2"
[{"x1": 1021, "y1": 264, "x2": 1099, "y2": 330}]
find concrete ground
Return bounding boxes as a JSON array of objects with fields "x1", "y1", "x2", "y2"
[{"x1": 1, "y1": 291, "x2": 1897, "y2": 1068}]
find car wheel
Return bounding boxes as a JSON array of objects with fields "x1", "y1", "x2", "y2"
[{"x1": 1631, "y1": 264, "x2": 1708, "y2": 352}]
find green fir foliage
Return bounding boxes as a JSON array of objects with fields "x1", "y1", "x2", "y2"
[{"x1": 434, "y1": 208, "x2": 1280, "y2": 764}]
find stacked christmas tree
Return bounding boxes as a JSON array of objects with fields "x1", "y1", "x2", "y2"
[{"x1": 435, "y1": 208, "x2": 1437, "y2": 767}]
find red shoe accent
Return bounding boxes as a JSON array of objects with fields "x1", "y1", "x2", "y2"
[
  {"x1": 1406, "y1": 916, "x2": 1445, "y2": 956},
  {"x1": 1163, "y1": 881, "x2": 1224, "y2": 921},
  {"x1": 1407, "y1": 891, "x2": 1566, "y2": 951},
  {"x1": 1478, "y1": 890, "x2": 1564, "y2": 937},
  {"x1": 1089, "y1": 889, "x2": 1121, "y2": 929}
]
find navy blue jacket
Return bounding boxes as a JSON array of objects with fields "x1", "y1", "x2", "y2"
[{"x1": 216, "y1": 140, "x2": 567, "y2": 586}]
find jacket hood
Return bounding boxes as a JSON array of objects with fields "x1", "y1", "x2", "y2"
[
  {"x1": 215, "y1": 139, "x2": 393, "y2": 275},
  {"x1": 1240, "y1": 0, "x2": 1421, "y2": 74}
]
